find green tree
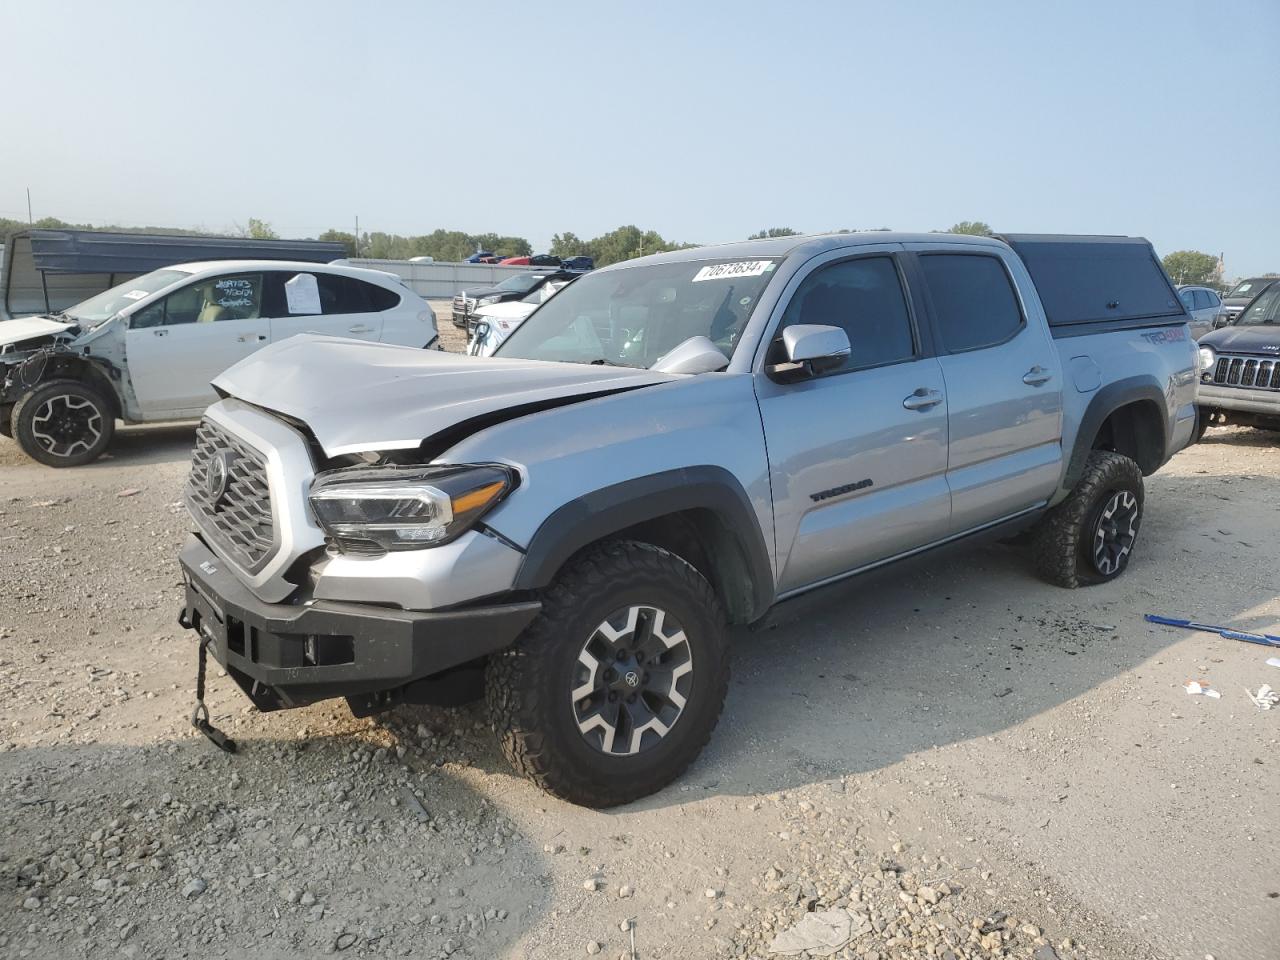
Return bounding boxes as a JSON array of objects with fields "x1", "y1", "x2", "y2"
[
  {"x1": 317, "y1": 229, "x2": 358, "y2": 257},
  {"x1": 244, "y1": 217, "x2": 278, "y2": 240},
  {"x1": 748, "y1": 227, "x2": 800, "y2": 239},
  {"x1": 1162, "y1": 250, "x2": 1219, "y2": 286},
  {"x1": 944, "y1": 221, "x2": 993, "y2": 236},
  {"x1": 549, "y1": 232, "x2": 587, "y2": 257}
]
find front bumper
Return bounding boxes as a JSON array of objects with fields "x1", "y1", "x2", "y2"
[
  {"x1": 177, "y1": 537, "x2": 540, "y2": 710},
  {"x1": 1198, "y1": 382, "x2": 1280, "y2": 418}
]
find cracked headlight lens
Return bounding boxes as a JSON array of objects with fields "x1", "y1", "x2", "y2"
[{"x1": 309, "y1": 464, "x2": 515, "y2": 553}]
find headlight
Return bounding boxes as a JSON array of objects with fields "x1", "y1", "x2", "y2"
[
  {"x1": 478, "y1": 295, "x2": 501, "y2": 306},
  {"x1": 309, "y1": 464, "x2": 515, "y2": 553},
  {"x1": 1199, "y1": 346, "x2": 1216, "y2": 373}
]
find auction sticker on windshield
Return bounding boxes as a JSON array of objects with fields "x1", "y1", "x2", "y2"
[{"x1": 692, "y1": 260, "x2": 777, "y2": 282}]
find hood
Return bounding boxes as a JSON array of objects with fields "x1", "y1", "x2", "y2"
[
  {"x1": 212, "y1": 334, "x2": 678, "y2": 456},
  {"x1": 0, "y1": 316, "x2": 77, "y2": 350},
  {"x1": 1200, "y1": 325, "x2": 1280, "y2": 354},
  {"x1": 473, "y1": 300, "x2": 537, "y2": 322},
  {"x1": 459, "y1": 285, "x2": 518, "y2": 301}
]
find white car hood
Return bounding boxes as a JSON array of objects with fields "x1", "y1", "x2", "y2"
[
  {"x1": 0, "y1": 316, "x2": 75, "y2": 348},
  {"x1": 213, "y1": 334, "x2": 678, "y2": 457}
]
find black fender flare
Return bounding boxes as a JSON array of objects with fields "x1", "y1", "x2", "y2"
[
  {"x1": 512, "y1": 466, "x2": 775, "y2": 622},
  {"x1": 1063, "y1": 376, "x2": 1168, "y2": 491}
]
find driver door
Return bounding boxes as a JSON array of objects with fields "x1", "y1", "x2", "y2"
[
  {"x1": 124, "y1": 272, "x2": 271, "y2": 418},
  {"x1": 753, "y1": 250, "x2": 951, "y2": 594}
]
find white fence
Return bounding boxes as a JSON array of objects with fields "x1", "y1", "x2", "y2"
[{"x1": 346, "y1": 259, "x2": 533, "y2": 299}]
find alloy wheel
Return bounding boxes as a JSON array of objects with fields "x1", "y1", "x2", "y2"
[
  {"x1": 29, "y1": 394, "x2": 103, "y2": 459},
  {"x1": 570, "y1": 605, "x2": 694, "y2": 756},
  {"x1": 1091, "y1": 490, "x2": 1139, "y2": 576}
]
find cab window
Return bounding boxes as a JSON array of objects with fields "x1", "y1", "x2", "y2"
[
  {"x1": 770, "y1": 256, "x2": 916, "y2": 374},
  {"x1": 131, "y1": 274, "x2": 264, "y2": 328}
]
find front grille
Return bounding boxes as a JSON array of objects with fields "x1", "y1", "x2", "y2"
[
  {"x1": 187, "y1": 419, "x2": 276, "y2": 571},
  {"x1": 1208, "y1": 354, "x2": 1280, "y2": 391}
]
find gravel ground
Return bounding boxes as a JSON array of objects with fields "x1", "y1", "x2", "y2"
[{"x1": 1, "y1": 312, "x2": 1276, "y2": 958}]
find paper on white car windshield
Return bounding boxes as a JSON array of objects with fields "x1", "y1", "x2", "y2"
[
  {"x1": 121, "y1": 290, "x2": 150, "y2": 301},
  {"x1": 285, "y1": 273, "x2": 322, "y2": 315},
  {"x1": 691, "y1": 260, "x2": 776, "y2": 283}
]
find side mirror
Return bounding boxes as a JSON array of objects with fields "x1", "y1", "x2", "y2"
[
  {"x1": 767, "y1": 324, "x2": 851, "y2": 382},
  {"x1": 1213, "y1": 314, "x2": 1229, "y2": 329}
]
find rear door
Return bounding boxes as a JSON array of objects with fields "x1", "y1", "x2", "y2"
[
  {"x1": 1192, "y1": 289, "x2": 1219, "y2": 338},
  {"x1": 124, "y1": 272, "x2": 270, "y2": 418},
  {"x1": 753, "y1": 248, "x2": 951, "y2": 594},
  {"x1": 266, "y1": 271, "x2": 385, "y2": 344},
  {"x1": 906, "y1": 248, "x2": 1063, "y2": 533}
]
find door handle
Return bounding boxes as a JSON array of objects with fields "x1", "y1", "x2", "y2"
[
  {"x1": 1022, "y1": 366, "x2": 1053, "y2": 386},
  {"x1": 348, "y1": 324, "x2": 373, "y2": 334},
  {"x1": 236, "y1": 334, "x2": 268, "y2": 343},
  {"x1": 902, "y1": 388, "x2": 943, "y2": 411},
  {"x1": 152, "y1": 329, "x2": 168, "y2": 337}
]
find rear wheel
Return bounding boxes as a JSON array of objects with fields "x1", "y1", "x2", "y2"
[
  {"x1": 1030, "y1": 450, "x2": 1144, "y2": 588},
  {"x1": 12, "y1": 379, "x2": 115, "y2": 467},
  {"x1": 486, "y1": 540, "x2": 729, "y2": 807}
]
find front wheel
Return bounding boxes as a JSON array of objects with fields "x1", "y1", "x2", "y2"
[
  {"x1": 12, "y1": 379, "x2": 115, "y2": 467},
  {"x1": 1030, "y1": 450, "x2": 1144, "y2": 588},
  {"x1": 485, "y1": 540, "x2": 730, "y2": 807}
]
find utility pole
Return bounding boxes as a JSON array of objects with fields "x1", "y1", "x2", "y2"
[
  {"x1": 354, "y1": 215, "x2": 360, "y2": 257},
  {"x1": 26, "y1": 187, "x2": 32, "y2": 224}
]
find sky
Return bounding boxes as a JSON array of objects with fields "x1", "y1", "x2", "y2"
[{"x1": 2, "y1": 0, "x2": 1277, "y2": 276}]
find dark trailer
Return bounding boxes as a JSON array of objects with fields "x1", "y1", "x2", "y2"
[{"x1": 1, "y1": 229, "x2": 347, "y2": 321}]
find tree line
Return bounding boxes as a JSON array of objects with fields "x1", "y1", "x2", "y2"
[{"x1": 0, "y1": 216, "x2": 1264, "y2": 286}]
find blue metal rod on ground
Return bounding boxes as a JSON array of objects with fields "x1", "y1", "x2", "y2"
[{"x1": 1144, "y1": 614, "x2": 1280, "y2": 648}]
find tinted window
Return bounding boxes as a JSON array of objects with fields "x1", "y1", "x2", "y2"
[
  {"x1": 1179, "y1": 289, "x2": 1196, "y2": 308},
  {"x1": 774, "y1": 256, "x2": 915, "y2": 372},
  {"x1": 365, "y1": 281, "x2": 401, "y2": 311},
  {"x1": 132, "y1": 273, "x2": 263, "y2": 328},
  {"x1": 1192, "y1": 289, "x2": 1214, "y2": 310},
  {"x1": 919, "y1": 255, "x2": 1023, "y2": 352},
  {"x1": 1002, "y1": 237, "x2": 1181, "y2": 325}
]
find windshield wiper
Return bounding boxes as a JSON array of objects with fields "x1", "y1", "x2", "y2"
[{"x1": 589, "y1": 357, "x2": 623, "y2": 366}]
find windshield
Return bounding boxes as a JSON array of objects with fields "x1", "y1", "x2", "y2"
[
  {"x1": 494, "y1": 272, "x2": 546, "y2": 293},
  {"x1": 64, "y1": 269, "x2": 191, "y2": 323},
  {"x1": 1228, "y1": 278, "x2": 1271, "y2": 300},
  {"x1": 495, "y1": 257, "x2": 781, "y2": 368},
  {"x1": 1236, "y1": 284, "x2": 1280, "y2": 326}
]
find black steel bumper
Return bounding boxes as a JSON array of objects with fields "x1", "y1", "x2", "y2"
[{"x1": 177, "y1": 537, "x2": 540, "y2": 710}]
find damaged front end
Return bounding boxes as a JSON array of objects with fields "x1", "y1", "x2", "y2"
[{"x1": 0, "y1": 318, "x2": 128, "y2": 434}]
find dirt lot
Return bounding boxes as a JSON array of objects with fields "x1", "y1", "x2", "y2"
[{"x1": 1, "y1": 317, "x2": 1276, "y2": 959}]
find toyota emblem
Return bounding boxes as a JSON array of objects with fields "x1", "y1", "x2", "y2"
[
  {"x1": 206, "y1": 451, "x2": 235, "y2": 503},
  {"x1": 624, "y1": 671, "x2": 640, "y2": 688}
]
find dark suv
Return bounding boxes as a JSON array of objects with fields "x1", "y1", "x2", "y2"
[
  {"x1": 1220, "y1": 276, "x2": 1276, "y2": 324},
  {"x1": 1197, "y1": 280, "x2": 1280, "y2": 434}
]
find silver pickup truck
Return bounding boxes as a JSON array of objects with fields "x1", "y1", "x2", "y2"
[{"x1": 177, "y1": 232, "x2": 1198, "y2": 806}]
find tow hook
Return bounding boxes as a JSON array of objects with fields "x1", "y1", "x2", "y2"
[{"x1": 187, "y1": 625, "x2": 237, "y2": 754}]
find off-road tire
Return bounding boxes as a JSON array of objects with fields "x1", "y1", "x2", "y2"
[
  {"x1": 1030, "y1": 450, "x2": 1144, "y2": 588},
  {"x1": 485, "y1": 540, "x2": 730, "y2": 807},
  {"x1": 12, "y1": 379, "x2": 115, "y2": 467}
]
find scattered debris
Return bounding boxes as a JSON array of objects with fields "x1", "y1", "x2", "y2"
[
  {"x1": 400, "y1": 786, "x2": 431, "y2": 822},
  {"x1": 116, "y1": 488, "x2": 142, "y2": 498},
  {"x1": 768, "y1": 910, "x2": 853, "y2": 957},
  {"x1": 1245, "y1": 684, "x2": 1279, "y2": 710},
  {"x1": 1266, "y1": 657, "x2": 1280, "y2": 669},
  {"x1": 1184, "y1": 680, "x2": 1221, "y2": 699}
]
